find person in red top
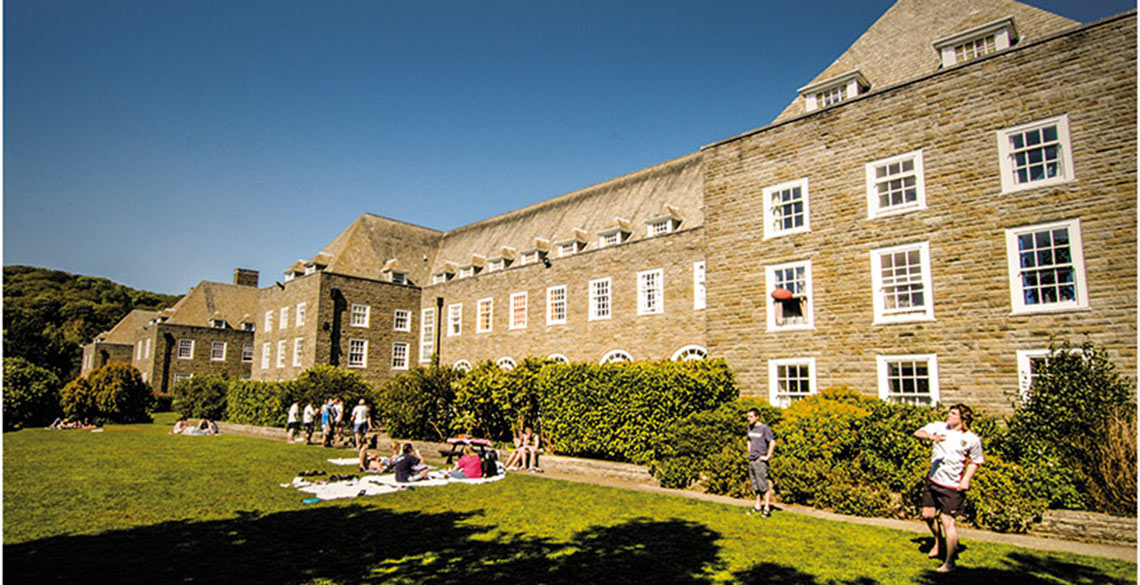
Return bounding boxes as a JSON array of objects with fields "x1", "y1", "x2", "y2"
[{"x1": 449, "y1": 445, "x2": 484, "y2": 479}]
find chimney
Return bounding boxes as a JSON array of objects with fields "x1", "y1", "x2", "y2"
[{"x1": 234, "y1": 268, "x2": 259, "y2": 288}]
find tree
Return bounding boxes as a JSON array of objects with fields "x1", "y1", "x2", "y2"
[
  {"x1": 61, "y1": 362, "x2": 153, "y2": 424},
  {"x1": 3, "y1": 357, "x2": 63, "y2": 431}
]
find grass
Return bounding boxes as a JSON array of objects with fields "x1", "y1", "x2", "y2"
[{"x1": 4, "y1": 413, "x2": 1135, "y2": 585}]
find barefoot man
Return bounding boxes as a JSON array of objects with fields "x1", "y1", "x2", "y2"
[
  {"x1": 745, "y1": 408, "x2": 776, "y2": 518},
  {"x1": 913, "y1": 404, "x2": 984, "y2": 573}
]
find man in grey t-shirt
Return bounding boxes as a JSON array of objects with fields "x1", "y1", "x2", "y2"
[{"x1": 746, "y1": 408, "x2": 777, "y2": 517}]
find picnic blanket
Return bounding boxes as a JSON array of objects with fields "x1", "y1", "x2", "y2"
[{"x1": 283, "y1": 464, "x2": 507, "y2": 501}]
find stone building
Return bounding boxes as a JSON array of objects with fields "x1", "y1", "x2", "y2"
[{"x1": 80, "y1": 309, "x2": 157, "y2": 375}]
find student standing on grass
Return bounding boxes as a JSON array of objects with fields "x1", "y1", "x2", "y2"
[
  {"x1": 320, "y1": 399, "x2": 333, "y2": 447},
  {"x1": 745, "y1": 408, "x2": 776, "y2": 517},
  {"x1": 350, "y1": 399, "x2": 371, "y2": 448},
  {"x1": 302, "y1": 402, "x2": 317, "y2": 444},
  {"x1": 286, "y1": 401, "x2": 300, "y2": 443},
  {"x1": 914, "y1": 403, "x2": 985, "y2": 574}
]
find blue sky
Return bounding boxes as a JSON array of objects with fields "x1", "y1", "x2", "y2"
[{"x1": 4, "y1": 0, "x2": 1133, "y2": 294}]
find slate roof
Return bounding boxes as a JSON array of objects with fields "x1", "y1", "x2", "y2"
[{"x1": 163, "y1": 281, "x2": 260, "y2": 329}]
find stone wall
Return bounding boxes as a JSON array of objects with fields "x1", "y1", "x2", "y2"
[
  {"x1": 703, "y1": 14, "x2": 1137, "y2": 411},
  {"x1": 148, "y1": 323, "x2": 254, "y2": 393}
]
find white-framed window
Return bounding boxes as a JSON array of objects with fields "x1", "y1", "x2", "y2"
[
  {"x1": 934, "y1": 18, "x2": 1016, "y2": 67},
  {"x1": 1005, "y1": 219, "x2": 1087, "y2": 314},
  {"x1": 956, "y1": 35, "x2": 996, "y2": 62},
  {"x1": 600, "y1": 350, "x2": 632, "y2": 364},
  {"x1": 261, "y1": 342, "x2": 271, "y2": 369},
  {"x1": 391, "y1": 272, "x2": 407, "y2": 285},
  {"x1": 453, "y1": 360, "x2": 473, "y2": 373},
  {"x1": 136, "y1": 340, "x2": 143, "y2": 360},
  {"x1": 496, "y1": 357, "x2": 516, "y2": 371},
  {"x1": 210, "y1": 318, "x2": 226, "y2": 329},
  {"x1": 510, "y1": 292, "x2": 528, "y2": 329},
  {"x1": 264, "y1": 310, "x2": 273, "y2": 332},
  {"x1": 393, "y1": 309, "x2": 411, "y2": 332},
  {"x1": 589, "y1": 278, "x2": 611, "y2": 321},
  {"x1": 546, "y1": 354, "x2": 569, "y2": 363},
  {"x1": 242, "y1": 343, "x2": 254, "y2": 363},
  {"x1": 242, "y1": 322, "x2": 255, "y2": 332},
  {"x1": 766, "y1": 260, "x2": 813, "y2": 330},
  {"x1": 459, "y1": 266, "x2": 475, "y2": 279},
  {"x1": 392, "y1": 342, "x2": 409, "y2": 370},
  {"x1": 800, "y1": 70, "x2": 868, "y2": 112},
  {"x1": 520, "y1": 251, "x2": 540, "y2": 266},
  {"x1": 447, "y1": 304, "x2": 462, "y2": 337},
  {"x1": 763, "y1": 178, "x2": 810, "y2": 239},
  {"x1": 432, "y1": 273, "x2": 448, "y2": 284},
  {"x1": 648, "y1": 220, "x2": 672, "y2": 237},
  {"x1": 866, "y1": 150, "x2": 926, "y2": 218},
  {"x1": 276, "y1": 340, "x2": 286, "y2": 369},
  {"x1": 547, "y1": 285, "x2": 567, "y2": 325},
  {"x1": 296, "y1": 302, "x2": 306, "y2": 327},
  {"x1": 870, "y1": 242, "x2": 934, "y2": 324},
  {"x1": 210, "y1": 341, "x2": 226, "y2": 362},
  {"x1": 557, "y1": 242, "x2": 579, "y2": 257},
  {"x1": 877, "y1": 354, "x2": 939, "y2": 405},
  {"x1": 599, "y1": 232, "x2": 621, "y2": 247},
  {"x1": 350, "y1": 304, "x2": 371, "y2": 328},
  {"x1": 172, "y1": 373, "x2": 193, "y2": 385},
  {"x1": 145, "y1": 337, "x2": 151, "y2": 359},
  {"x1": 997, "y1": 114, "x2": 1075, "y2": 194},
  {"x1": 348, "y1": 338, "x2": 367, "y2": 368},
  {"x1": 293, "y1": 338, "x2": 304, "y2": 367},
  {"x1": 487, "y1": 259, "x2": 505, "y2": 272},
  {"x1": 1016, "y1": 349, "x2": 1050, "y2": 402},
  {"x1": 279, "y1": 307, "x2": 288, "y2": 330},
  {"x1": 768, "y1": 358, "x2": 817, "y2": 407},
  {"x1": 420, "y1": 307, "x2": 435, "y2": 363},
  {"x1": 637, "y1": 268, "x2": 664, "y2": 315},
  {"x1": 477, "y1": 298, "x2": 493, "y2": 333},
  {"x1": 693, "y1": 261, "x2": 706, "y2": 310},
  {"x1": 672, "y1": 345, "x2": 708, "y2": 362},
  {"x1": 177, "y1": 339, "x2": 194, "y2": 360}
]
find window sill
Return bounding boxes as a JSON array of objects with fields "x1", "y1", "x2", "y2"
[
  {"x1": 768, "y1": 324, "x2": 815, "y2": 332},
  {"x1": 1009, "y1": 304, "x2": 1090, "y2": 316},
  {"x1": 1000, "y1": 176, "x2": 1076, "y2": 195},
  {"x1": 872, "y1": 315, "x2": 936, "y2": 326}
]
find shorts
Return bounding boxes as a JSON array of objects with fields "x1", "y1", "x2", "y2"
[
  {"x1": 304, "y1": 422, "x2": 314, "y2": 434},
  {"x1": 354, "y1": 422, "x2": 369, "y2": 435},
  {"x1": 921, "y1": 478, "x2": 966, "y2": 517},
  {"x1": 287, "y1": 422, "x2": 300, "y2": 431},
  {"x1": 747, "y1": 459, "x2": 770, "y2": 494}
]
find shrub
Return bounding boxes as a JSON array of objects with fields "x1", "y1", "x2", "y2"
[
  {"x1": 539, "y1": 359, "x2": 737, "y2": 464},
  {"x1": 60, "y1": 362, "x2": 153, "y2": 424},
  {"x1": 965, "y1": 454, "x2": 1047, "y2": 533},
  {"x1": 225, "y1": 380, "x2": 288, "y2": 426},
  {"x1": 376, "y1": 361, "x2": 459, "y2": 441},
  {"x1": 3, "y1": 357, "x2": 62, "y2": 431},
  {"x1": 288, "y1": 364, "x2": 375, "y2": 408},
  {"x1": 171, "y1": 374, "x2": 229, "y2": 420}
]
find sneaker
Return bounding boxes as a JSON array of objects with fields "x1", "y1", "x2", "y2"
[
  {"x1": 746, "y1": 507, "x2": 762, "y2": 516},
  {"x1": 761, "y1": 509, "x2": 771, "y2": 518}
]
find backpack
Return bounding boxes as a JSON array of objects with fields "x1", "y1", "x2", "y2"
[{"x1": 481, "y1": 449, "x2": 499, "y2": 477}]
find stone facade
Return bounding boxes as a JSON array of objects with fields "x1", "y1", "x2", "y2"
[
  {"x1": 140, "y1": 323, "x2": 255, "y2": 393},
  {"x1": 704, "y1": 13, "x2": 1137, "y2": 411}
]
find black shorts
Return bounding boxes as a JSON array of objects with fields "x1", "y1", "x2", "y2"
[
  {"x1": 287, "y1": 422, "x2": 301, "y2": 431},
  {"x1": 921, "y1": 478, "x2": 966, "y2": 517}
]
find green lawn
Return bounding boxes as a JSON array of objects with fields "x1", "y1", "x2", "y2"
[{"x1": 4, "y1": 414, "x2": 1134, "y2": 585}]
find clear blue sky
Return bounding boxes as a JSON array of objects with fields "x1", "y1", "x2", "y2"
[{"x1": 4, "y1": 0, "x2": 1133, "y2": 295}]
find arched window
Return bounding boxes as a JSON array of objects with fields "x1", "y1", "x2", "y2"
[
  {"x1": 496, "y1": 357, "x2": 517, "y2": 371},
  {"x1": 453, "y1": 360, "x2": 472, "y2": 373},
  {"x1": 546, "y1": 354, "x2": 569, "y2": 364},
  {"x1": 599, "y1": 350, "x2": 633, "y2": 365},
  {"x1": 671, "y1": 345, "x2": 708, "y2": 362}
]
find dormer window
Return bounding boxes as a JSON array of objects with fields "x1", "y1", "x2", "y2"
[
  {"x1": 304, "y1": 265, "x2": 317, "y2": 275},
  {"x1": 432, "y1": 272, "x2": 449, "y2": 284},
  {"x1": 241, "y1": 321, "x2": 255, "y2": 332},
  {"x1": 459, "y1": 266, "x2": 476, "y2": 279},
  {"x1": 554, "y1": 230, "x2": 587, "y2": 258},
  {"x1": 210, "y1": 319, "x2": 226, "y2": 329},
  {"x1": 799, "y1": 70, "x2": 870, "y2": 112},
  {"x1": 933, "y1": 17, "x2": 1017, "y2": 68},
  {"x1": 519, "y1": 251, "x2": 538, "y2": 265},
  {"x1": 557, "y1": 242, "x2": 579, "y2": 257},
  {"x1": 391, "y1": 272, "x2": 407, "y2": 285},
  {"x1": 284, "y1": 272, "x2": 295, "y2": 282},
  {"x1": 648, "y1": 220, "x2": 673, "y2": 236}
]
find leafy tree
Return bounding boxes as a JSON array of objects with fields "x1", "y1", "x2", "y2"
[
  {"x1": 287, "y1": 364, "x2": 374, "y2": 407},
  {"x1": 61, "y1": 362, "x2": 153, "y2": 424},
  {"x1": 172, "y1": 374, "x2": 230, "y2": 420},
  {"x1": 376, "y1": 359, "x2": 460, "y2": 441},
  {"x1": 3, "y1": 357, "x2": 63, "y2": 431}
]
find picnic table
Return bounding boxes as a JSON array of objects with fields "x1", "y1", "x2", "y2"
[{"x1": 439, "y1": 437, "x2": 495, "y2": 464}]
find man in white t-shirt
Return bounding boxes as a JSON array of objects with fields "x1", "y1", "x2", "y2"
[
  {"x1": 285, "y1": 401, "x2": 300, "y2": 443},
  {"x1": 914, "y1": 403, "x2": 984, "y2": 573},
  {"x1": 350, "y1": 399, "x2": 372, "y2": 449},
  {"x1": 302, "y1": 402, "x2": 317, "y2": 444}
]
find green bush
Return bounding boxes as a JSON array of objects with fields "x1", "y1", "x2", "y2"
[
  {"x1": 225, "y1": 380, "x2": 289, "y2": 426},
  {"x1": 376, "y1": 361, "x2": 459, "y2": 441},
  {"x1": 3, "y1": 357, "x2": 63, "y2": 431},
  {"x1": 171, "y1": 374, "x2": 229, "y2": 420},
  {"x1": 539, "y1": 359, "x2": 737, "y2": 464},
  {"x1": 965, "y1": 454, "x2": 1047, "y2": 533},
  {"x1": 60, "y1": 362, "x2": 153, "y2": 424},
  {"x1": 288, "y1": 364, "x2": 374, "y2": 408}
]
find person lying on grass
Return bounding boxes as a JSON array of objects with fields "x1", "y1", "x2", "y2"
[
  {"x1": 448, "y1": 445, "x2": 484, "y2": 480},
  {"x1": 358, "y1": 441, "x2": 399, "y2": 472},
  {"x1": 47, "y1": 418, "x2": 97, "y2": 430},
  {"x1": 175, "y1": 419, "x2": 218, "y2": 436},
  {"x1": 393, "y1": 442, "x2": 430, "y2": 483}
]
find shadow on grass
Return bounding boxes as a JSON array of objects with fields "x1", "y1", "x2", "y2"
[
  {"x1": 914, "y1": 551, "x2": 1136, "y2": 585},
  {"x1": 6, "y1": 504, "x2": 725, "y2": 584}
]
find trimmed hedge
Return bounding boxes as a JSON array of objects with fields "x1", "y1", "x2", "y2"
[
  {"x1": 376, "y1": 361, "x2": 459, "y2": 441},
  {"x1": 171, "y1": 374, "x2": 229, "y2": 420},
  {"x1": 224, "y1": 380, "x2": 290, "y2": 427}
]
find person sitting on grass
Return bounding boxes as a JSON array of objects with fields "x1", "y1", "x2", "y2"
[
  {"x1": 503, "y1": 424, "x2": 529, "y2": 471},
  {"x1": 449, "y1": 445, "x2": 484, "y2": 480},
  {"x1": 358, "y1": 442, "x2": 393, "y2": 472},
  {"x1": 393, "y1": 442, "x2": 430, "y2": 483},
  {"x1": 170, "y1": 418, "x2": 189, "y2": 434}
]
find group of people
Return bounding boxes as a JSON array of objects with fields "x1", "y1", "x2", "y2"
[
  {"x1": 745, "y1": 403, "x2": 984, "y2": 574},
  {"x1": 503, "y1": 424, "x2": 542, "y2": 472},
  {"x1": 171, "y1": 418, "x2": 218, "y2": 435},
  {"x1": 286, "y1": 398, "x2": 373, "y2": 449},
  {"x1": 357, "y1": 440, "x2": 484, "y2": 483},
  {"x1": 46, "y1": 418, "x2": 98, "y2": 430}
]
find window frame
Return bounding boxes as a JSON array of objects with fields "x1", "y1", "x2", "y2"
[
  {"x1": 600, "y1": 349, "x2": 633, "y2": 365},
  {"x1": 589, "y1": 277, "x2": 612, "y2": 321},
  {"x1": 693, "y1": 261, "x2": 706, "y2": 310},
  {"x1": 496, "y1": 357, "x2": 516, "y2": 371},
  {"x1": 177, "y1": 339, "x2": 195, "y2": 360},
  {"x1": 766, "y1": 259, "x2": 814, "y2": 331},
  {"x1": 264, "y1": 310, "x2": 273, "y2": 332},
  {"x1": 996, "y1": 114, "x2": 1075, "y2": 194},
  {"x1": 347, "y1": 338, "x2": 368, "y2": 368},
  {"x1": 210, "y1": 341, "x2": 227, "y2": 362},
  {"x1": 768, "y1": 357, "x2": 818, "y2": 407},
  {"x1": 242, "y1": 343, "x2": 254, "y2": 363},
  {"x1": 637, "y1": 268, "x2": 664, "y2": 315},
  {"x1": 393, "y1": 309, "x2": 411, "y2": 332},
  {"x1": 865, "y1": 150, "x2": 926, "y2": 219},
  {"x1": 547, "y1": 285, "x2": 567, "y2": 325},
  {"x1": 870, "y1": 241, "x2": 935, "y2": 324},
  {"x1": 762, "y1": 178, "x2": 811, "y2": 239},
  {"x1": 276, "y1": 340, "x2": 286, "y2": 369},
  {"x1": 350, "y1": 304, "x2": 371, "y2": 328},
  {"x1": 419, "y1": 307, "x2": 435, "y2": 363},
  {"x1": 392, "y1": 342, "x2": 409, "y2": 370},
  {"x1": 477, "y1": 298, "x2": 494, "y2": 333},
  {"x1": 279, "y1": 307, "x2": 289, "y2": 330},
  {"x1": 1004, "y1": 218, "x2": 1088, "y2": 314},
  {"x1": 877, "y1": 354, "x2": 940, "y2": 405},
  {"x1": 510, "y1": 292, "x2": 528, "y2": 329},
  {"x1": 447, "y1": 303, "x2": 462, "y2": 337},
  {"x1": 672, "y1": 345, "x2": 708, "y2": 362},
  {"x1": 261, "y1": 342, "x2": 271, "y2": 369},
  {"x1": 296, "y1": 302, "x2": 306, "y2": 327}
]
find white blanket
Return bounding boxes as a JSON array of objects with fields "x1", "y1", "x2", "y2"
[{"x1": 282, "y1": 464, "x2": 506, "y2": 500}]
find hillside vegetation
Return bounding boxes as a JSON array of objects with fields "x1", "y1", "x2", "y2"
[{"x1": 3, "y1": 266, "x2": 182, "y2": 381}]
